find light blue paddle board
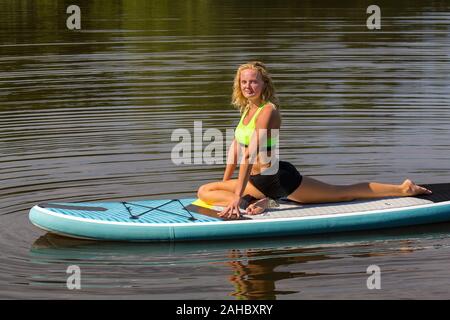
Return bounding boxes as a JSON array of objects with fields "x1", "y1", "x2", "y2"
[{"x1": 29, "y1": 183, "x2": 450, "y2": 241}]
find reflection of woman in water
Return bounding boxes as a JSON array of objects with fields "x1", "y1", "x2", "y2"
[
  {"x1": 226, "y1": 249, "x2": 328, "y2": 300},
  {"x1": 197, "y1": 61, "x2": 432, "y2": 219}
]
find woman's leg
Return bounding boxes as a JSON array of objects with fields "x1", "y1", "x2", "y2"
[
  {"x1": 287, "y1": 177, "x2": 432, "y2": 204},
  {"x1": 197, "y1": 179, "x2": 266, "y2": 206}
]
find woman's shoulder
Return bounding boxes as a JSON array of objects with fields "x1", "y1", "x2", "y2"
[
  {"x1": 256, "y1": 102, "x2": 280, "y2": 126},
  {"x1": 264, "y1": 101, "x2": 277, "y2": 109},
  {"x1": 260, "y1": 101, "x2": 279, "y2": 116}
]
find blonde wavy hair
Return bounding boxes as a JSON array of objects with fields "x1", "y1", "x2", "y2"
[{"x1": 231, "y1": 61, "x2": 279, "y2": 114}]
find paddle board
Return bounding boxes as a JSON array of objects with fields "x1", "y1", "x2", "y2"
[{"x1": 29, "y1": 183, "x2": 450, "y2": 241}]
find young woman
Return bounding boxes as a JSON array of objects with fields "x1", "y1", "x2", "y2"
[{"x1": 197, "y1": 61, "x2": 432, "y2": 219}]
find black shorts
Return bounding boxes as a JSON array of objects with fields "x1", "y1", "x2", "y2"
[{"x1": 249, "y1": 161, "x2": 303, "y2": 199}]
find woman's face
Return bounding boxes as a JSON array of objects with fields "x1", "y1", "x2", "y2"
[{"x1": 240, "y1": 68, "x2": 265, "y2": 101}]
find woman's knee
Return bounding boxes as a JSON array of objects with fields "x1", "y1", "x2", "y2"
[
  {"x1": 197, "y1": 183, "x2": 211, "y2": 199},
  {"x1": 197, "y1": 181, "x2": 226, "y2": 198},
  {"x1": 322, "y1": 185, "x2": 355, "y2": 202},
  {"x1": 336, "y1": 190, "x2": 355, "y2": 202}
]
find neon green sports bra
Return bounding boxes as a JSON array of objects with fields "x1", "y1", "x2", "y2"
[{"x1": 234, "y1": 102, "x2": 277, "y2": 148}]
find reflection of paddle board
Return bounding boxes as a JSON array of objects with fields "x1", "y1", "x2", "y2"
[{"x1": 29, "y1": 183, "x2": 450, "y2": 242}]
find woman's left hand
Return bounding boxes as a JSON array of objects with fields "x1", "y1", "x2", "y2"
[{"x1": 218, "y1": 195, "x2": 242, "y2": 219}]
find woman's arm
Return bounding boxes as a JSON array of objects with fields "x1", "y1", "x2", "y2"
[
  {"x1": 233, "y1": 144, "x2": 255, "y2": 198},
  {"x1": 233, "y1": 105, "x2": 274, "y2": 198},
  {"x1": 223, "y1": 138, "x2": 239, "y2": 181}
]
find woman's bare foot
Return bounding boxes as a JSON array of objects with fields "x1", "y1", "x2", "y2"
[
  {"x1": 245, "y1": 198, "x2": 279, "y2": 215},
  {"x1": 245, "y1": 198, "x2": 270, "y2": 215},
  {"x1": 401, "y1": 179, "x2": 432, "y2": 196}
]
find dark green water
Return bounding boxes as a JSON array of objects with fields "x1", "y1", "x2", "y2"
[{"x1": 1, "y1": 0, "x2": 450, "y2": 299}]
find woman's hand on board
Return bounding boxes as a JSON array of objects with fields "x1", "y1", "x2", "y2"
[{"x1": 218, "y1": 195, "x2": 242, "y2": 219}]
